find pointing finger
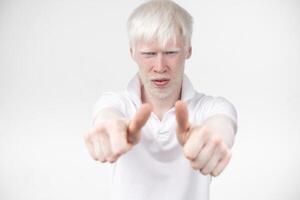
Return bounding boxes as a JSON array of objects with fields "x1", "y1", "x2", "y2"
[
  {"x1": 128, "y1": 104, "x2": 152, "y2": 143},
  {"x1": 175, "y1": 100, "x2": 191, "y2": 145},
  {"x1": 175, "y1": 100, "x2": 190, "y2": 133}
]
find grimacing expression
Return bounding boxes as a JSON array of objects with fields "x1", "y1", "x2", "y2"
[{"x1": 131, "y1": 36, "x2": 192, "y2": 99}]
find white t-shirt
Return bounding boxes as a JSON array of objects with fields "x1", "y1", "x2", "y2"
[{"x1": 92, "y1": 74, "x2": 238, "y2": 200}]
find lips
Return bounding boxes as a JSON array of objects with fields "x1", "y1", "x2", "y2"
[{"x1": 151, "y1": 78, "x2": 170, "y2": 87}]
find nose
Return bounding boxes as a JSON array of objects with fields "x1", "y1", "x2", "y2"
[{"x1": 153, "y1": 54, "x2": 167, "y2": 73}]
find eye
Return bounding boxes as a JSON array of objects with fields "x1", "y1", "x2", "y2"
[
  {"x1": 141, "y1": 52, "x2": 156, "y2": 56},
  {"x1": 165, "y1": 51, "x2": 178, "y2": 55}
]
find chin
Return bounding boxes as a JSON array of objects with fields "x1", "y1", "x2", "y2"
[{"x1": 148, "y1": 86, "x2": 174, "y2": 100}]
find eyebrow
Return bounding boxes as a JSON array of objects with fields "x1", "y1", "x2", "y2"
[{"x1": 139, "y1": 48, "x2": 181, "y2": 52}]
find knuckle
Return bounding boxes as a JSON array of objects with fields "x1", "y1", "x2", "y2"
[
  {"x1": 190, "y1": 161, "x2": 200, "y2": 170},
  {"x1": 92, "y1": 156, "x2": 98, "y2": 161},
  {"x1": 108, "y1": 149, "x2": 120, "y2": 161},
  {"x1": 84, "y1": 129, "x2": 95, "y2": 140},
  {"x1": 225, "y1": 150, "x2": 232, "y2": 161},
  {"x1": 94, "y1": 131, "x2": 103, "y2": 138},
  {"x1": 94, "y1": 124, "x2": 106, "y2": 134},
  {"x1": 183, "y1": 148, "x2": 197, "y2": 160},
  {"x1": 113, "y1": 147, "x2": 127, "y2": 157},
  {"x1": 191, "y1": 165, "x2": 199, "y2": 171},
  {"x1": 219, "y1": 147, "x2": 227, "y2": 156},
  {"x1": 111, "y1": 151, "x2": 121, "y2": 159},
  {"x1": 107, "y1": 156, "x2": 118, "y2": 163},
  {"x1": 211, "y1": 135, "x2": 222, "y2": 146},
  {"x1": 92, "y1": 151, "x2": 102, "y2": 162},
  {"x1": 95, "y1": 128, "x2": 105, "y2": 136},
  {"x1": 219, "y1": 143, "x2": 230, "y2": 157},
  {"x1": 212, "y1": 170, "x2": 219, "y2": 177},
  {"x1": 94, "y1": 151, "x2": 104, "y2": 162},
  {"x1": 196, "y1": 159, "x2": 206, "y2": 169},
  {"x1": 98, "y1": 157, "x2": 106, "y2": 163},
  {"x1": 200, "y1": 168, "x2": 209, "y2": 175}
]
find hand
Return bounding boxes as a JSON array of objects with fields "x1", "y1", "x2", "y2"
[
  {"x1": 84, "y1": 104, "x2": 152, "y2": 163},
  {"x1": 175, "y1": 101, "x2": 233, "y2": 177}
]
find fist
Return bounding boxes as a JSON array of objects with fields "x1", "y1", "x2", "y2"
[
  {"x1": 175, "y1": 101, "x2": 234, "y2": 177},
  {"x1": 84, "y1": 104, "x2": 152, "y2": 163}
]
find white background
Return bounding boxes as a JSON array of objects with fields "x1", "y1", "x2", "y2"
[{"x1": 0, "y1": 0, "x2": 299, "y2": 199}]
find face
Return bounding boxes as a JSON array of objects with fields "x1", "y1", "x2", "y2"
[{"x1": 131, "y1": 36, "x2": 192, "y2": 100}]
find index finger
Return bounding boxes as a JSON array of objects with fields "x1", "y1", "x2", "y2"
[
  {"x1": 128, "y1": 103, "x2": 152, "y2": 135},
  {"x1": 175, "y1": 100, "x2": 190, "y2": 134}
]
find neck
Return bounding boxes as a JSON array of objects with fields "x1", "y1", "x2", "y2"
[{"x1": 141, "y1": 85, "x2": 182, "y2": 121}]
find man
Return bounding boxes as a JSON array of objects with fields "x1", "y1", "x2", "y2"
[{"x1": 84, "y1": 0, "x2": 237, "y2": 199}]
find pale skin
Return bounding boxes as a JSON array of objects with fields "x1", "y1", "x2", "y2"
[{"x1": 84, "y1": 35, "x2": 236, "y2": 176}]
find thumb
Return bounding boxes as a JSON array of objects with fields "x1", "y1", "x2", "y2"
[
  {"x1": 128, "y1": 103, "x2": 152, "y2": 144},
  {"x1": 175, "y1": 100, "x2": 190, "y2": 145}
]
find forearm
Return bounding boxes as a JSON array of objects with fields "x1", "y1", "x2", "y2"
[
  {"x1": 93, "y1": 107, "x2": 126, "y2": 126},
  {"x1": 202, "y1": 114, "x2": 237, "y2": 148}
]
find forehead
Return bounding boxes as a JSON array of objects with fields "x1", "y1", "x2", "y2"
[{"x1": 135, "y1": 35, "x2": 185, "y2": 51}]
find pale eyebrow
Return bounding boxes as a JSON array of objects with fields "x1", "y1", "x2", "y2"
[
  {"x1": 163, "y1": 48, "x2": 181, "y2": 52},
  {"x1": 139, "y1": 48, "x2": 156, "y2": 53},
  {"x1": 139, "y1": 48, "x2": 181, "y2": 53},
  {"x1": 140, "y1": 51, "x2": 155, "y2": 54}
]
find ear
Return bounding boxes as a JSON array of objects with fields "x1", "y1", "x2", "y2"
[
  {"x1": 186, "y1": 46, "x2": 192, "y2": 59},
  {"x1": 130, "y1": 47, "x2": 135, "y2": 61}
]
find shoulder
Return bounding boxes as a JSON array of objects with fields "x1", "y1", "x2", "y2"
[
  {"x1": 191, "y1": 92, "x2": 238, "y2": 124},
  {"x1": 195, "y1": 93, "x2": 234, "y2": 108},
  {"x1": 94, "y1": 91, "x2": 126, "y2": 107},
  {"x1": 92, "y1": 91, "x2": 137, "y2": 119},
  {"x1": 92, "y1": 91, "x2": 128, "y2": 119}
]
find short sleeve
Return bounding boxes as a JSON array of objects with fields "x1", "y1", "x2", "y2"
[
  {"x1": 195, "y1": 96, "x2": 238, "y2": 133},
  {"x1": 91, "y1": 92, "x2": 126, "y2": 124}
]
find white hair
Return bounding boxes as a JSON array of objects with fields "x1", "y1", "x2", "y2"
[{"x1": 127, "y1": 0, "x2": 193, "y2": 49}]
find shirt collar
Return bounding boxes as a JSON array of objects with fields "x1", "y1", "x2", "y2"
[{"x1": 126, "y1": 73, "x2": 196, "y2": 106}]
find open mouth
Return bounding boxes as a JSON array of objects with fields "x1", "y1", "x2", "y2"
[{"x1": 151, "y1": 78, "x2": 170, "y2": 87}]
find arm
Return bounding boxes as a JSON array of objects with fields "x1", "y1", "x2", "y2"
[
  {"x1": 93, "y1": 107, "x2": 126, "y2": 125},
  {"x1": 175, "y1": 100, "x2": 237, "y2": 177},
  {"x1": 84, "y1": 104, "x2": 152, "y2": 163},
  {"x1": 200, "y1": 114, "x2": 236, "y2": 149}
]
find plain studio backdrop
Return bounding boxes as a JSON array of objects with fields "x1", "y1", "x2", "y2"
[{"x1": 0, "y1": 0, "x2": 299, "y2": 199}]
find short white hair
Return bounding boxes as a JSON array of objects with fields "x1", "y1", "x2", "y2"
[{"x1": 127, "y1": 0, "x2": 193, "y2": 49}]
